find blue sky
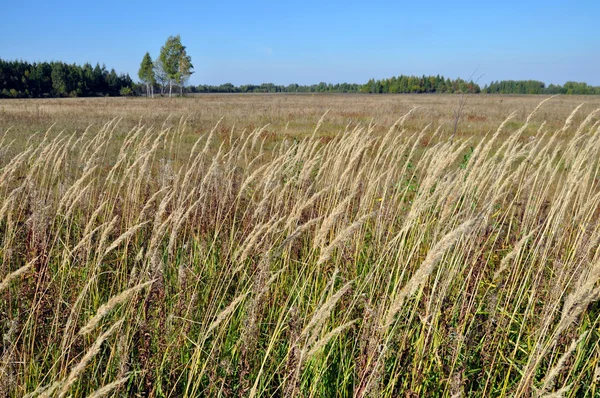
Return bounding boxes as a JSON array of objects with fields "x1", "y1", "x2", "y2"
[{"x1": 2, "y1": 1, "x2": 598, "y2": 86}]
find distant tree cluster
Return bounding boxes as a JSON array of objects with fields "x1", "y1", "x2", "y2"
[
  {"x1": 483, "y1": 80, "x2": 600, "y2": 95},
  {"x1": 360, "y1": 75, "x2": 481, "y2": 94},
  {"x1": 187, "y1": 75, "x2": 482, "y2": 94},
  {"x1": 138, "y1": 35, "x2": 193, "y2": 97},
  {"x1": 0, "y1": 59, "x2": 133, "y2": 98},
  {"x1": 190, "y1": 82, "x2": 363, "y2": 93}
]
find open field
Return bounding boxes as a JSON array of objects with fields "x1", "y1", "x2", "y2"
[
  {"x1": 2, "y1": 94, "x2": 600, "y2": 141},
  {"x1": 1, "y1": 94, "x2": 600, "y2": 397}
]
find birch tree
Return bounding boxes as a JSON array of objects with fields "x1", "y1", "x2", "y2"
[
  {"x1": 137, "y1": 52, "x2": 155, "y2": 98},
  {"x1": 159, "y1": 35, "x2": 193, "y2": 97}
]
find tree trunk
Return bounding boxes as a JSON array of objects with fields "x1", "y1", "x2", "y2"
[
  {"x1": 180, "y1": 83, "x2": 183, "y2": 97},
  {"x1": 151, "y1": 84, "x2": 154, "y2": 98},
  {"x1": 169, "y1": 80, "x2": 172, "y2": 97},
  {"x1": 146, "y1": 83, "x2": 149, "y2": 98}
]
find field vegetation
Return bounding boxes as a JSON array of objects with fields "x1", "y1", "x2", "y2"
[{"x1": 1, "y1": 94, "x2": 600, "y2": 397}]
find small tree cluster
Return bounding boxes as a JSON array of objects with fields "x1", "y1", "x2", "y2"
[
  {"x1": 138, "y1": 35, "x2": 194, "y2": 98},
  {"x1": 361, "y1": 75, "x2": 481, "y2": 94}
]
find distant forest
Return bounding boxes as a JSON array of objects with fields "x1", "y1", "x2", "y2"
[
  {"x1": 191, "y1": 76, "x2": 477, "y2": 94},
  {"x1": 0, "y1": 59, "x2": 134, "y2": 98},
  {"x1": 483, "y1": 80, "x2": 600, "y2": 95},
  {"x1": 1, "y1": 58, "x2": 599, "y2": 98}
]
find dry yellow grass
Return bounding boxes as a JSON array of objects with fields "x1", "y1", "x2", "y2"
[
  {"x1": 2, "y1": 94, "x2": 600, "y2": 141},
  {"x1": 0, "y1": 94, "x2": 599, "y2": 397}
]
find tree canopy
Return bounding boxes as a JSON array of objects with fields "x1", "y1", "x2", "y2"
[
  {"x1": 0, "y1": 59, "x2": 133, "y2": 98},
  {"x1": 483, "y1": 80, "x2": 600, "y2": 95},
  {"x1": 138, "y1": 52, "x2": 155, "y2": 97},
  {"x1": 158, "y1": 35, "x2": 193, "y2": 97}
]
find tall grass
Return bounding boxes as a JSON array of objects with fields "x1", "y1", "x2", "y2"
[{"x1": 1, "y1": 101, "x2": 599, "y2": 397}]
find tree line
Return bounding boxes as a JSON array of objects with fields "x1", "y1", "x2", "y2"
[
  {"x1": 183, "y1": 76, "x2": 480, "y2": 94},
  {"x1": 188, "y1": 76, "x2": 479, "y2": 94},
  {"x1": 170, "y1": 77, "x2": 600, "y2": 95},
  {"x1": 190, "y1": 82, "x2": 363, "y2": 93},
  {"x1": 483, "y1": 80, "x2": 600, "y2": 95},
  {"x1": 0, "y1": 59, "x2": 133, "y2": 98},
  {"x1": 3, "y1": 44, "x2": 600, "y2": 98}
]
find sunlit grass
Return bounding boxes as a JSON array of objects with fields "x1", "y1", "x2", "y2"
[{"x1": 0, "y1": 97, "x2": 599, "y2": 397}]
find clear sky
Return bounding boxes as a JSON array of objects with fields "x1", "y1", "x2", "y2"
[{"x1": 2, "y1": 0, "x2": 599, "y2": 86}]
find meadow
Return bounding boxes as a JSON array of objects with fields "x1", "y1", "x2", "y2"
[{"x1": 1, "y1": 94, "x2": 600, "y2": 397}]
